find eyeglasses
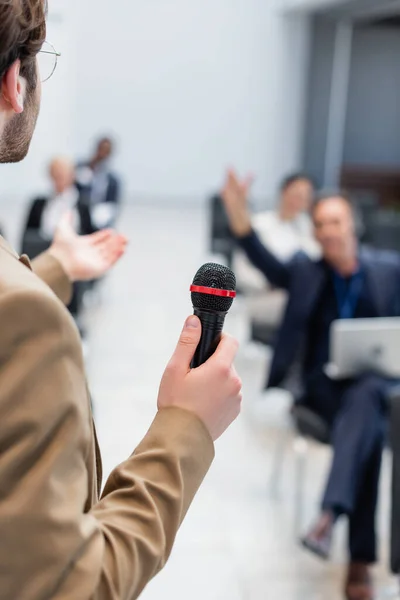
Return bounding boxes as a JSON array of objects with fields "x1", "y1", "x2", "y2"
[{"x1": 38, "y1": 41, "x2": 61, "y2": 83}]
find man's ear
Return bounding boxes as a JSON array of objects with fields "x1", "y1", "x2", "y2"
[{"x1": 2, "y1": 60, "x2": 25, "y2": 114}]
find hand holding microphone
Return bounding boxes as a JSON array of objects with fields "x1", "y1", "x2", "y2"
[{"x1": 158, "y1": 263, "x2": 242, "y2": 441}]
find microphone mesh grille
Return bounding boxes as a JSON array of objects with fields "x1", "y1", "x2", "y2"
[{"x1": 191, "y1": 263, "x2": 236, "y2": 312}]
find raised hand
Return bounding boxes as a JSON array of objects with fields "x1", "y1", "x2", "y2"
[
  {"x1": 221, "y1": 168, "x2": 254, "y2": 237},
  {"x1": 48, "y1": 212, "x2": 128, "y2": 282}
]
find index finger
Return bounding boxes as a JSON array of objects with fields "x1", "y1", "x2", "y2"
[{"x1": 212, "y1": 333, "x2": 239, "y2": 366}]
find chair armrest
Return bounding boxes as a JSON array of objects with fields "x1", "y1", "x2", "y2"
[{"x1": 291, "y1": 406, "x2": 331, "y2": 446}]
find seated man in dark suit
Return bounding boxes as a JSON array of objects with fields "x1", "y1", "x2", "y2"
[
  {"x1": 222, "y1": 172, "x2": 400, "y2": 600},
  {"x1": 75, "y1": 137, "x2": 121, "y2": 230}
]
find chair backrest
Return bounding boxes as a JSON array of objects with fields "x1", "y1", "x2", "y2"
[
  {"x1": 369, "y1": 210, "x2": 400, "y2": 253},
  {"x1": 210, "y1": 195, "x2": 233, "y2": 240},
  {"x1": 208, "y1": 195, "x2": 236, "y2": 265},
  {"x1": 21, "y1": 230, "x2": 51, "y2": 260}
]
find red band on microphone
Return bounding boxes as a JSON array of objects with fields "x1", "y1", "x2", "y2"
[{"x1": 190, "y1": 285, "x2": 236, "y2": 298}]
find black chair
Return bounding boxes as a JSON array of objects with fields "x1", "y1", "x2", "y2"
[
  {"x1": 20, "y1": 194, "x2": 96, "y2": 320},
  {"x1": 291, "y1": 404, "x2": 330, "y2": 445},
  {"x1": 270, "y1": 388, "x2": 398, "y2": 544},
  {"x1": 21, "y1": 228, "x2": 90, "y2": 321},
  {"x1": 21, "y1": 229, "x2": 51, "y2": 258},
  {"x1": 250, "y1": 319, "x2": 278, "y2": 348},
  {"x1": 268, "y1": 402, "x2": 331, "y2": 535},
  {"x1": 369, "y1": 210, "x2": 400, "y2": 253},
  {"x1": 209, "y1": 194, "x2": 236, "y2": 268}
]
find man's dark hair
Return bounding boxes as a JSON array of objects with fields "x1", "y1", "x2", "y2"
[
  {"x1": 311, "y1": 189, "x2": 354, "y2": 215},
  {"x1": 311, "y1": 189, "x2": 363, "y2": 235},
  {"x1": 280, "y1": 172, "x2": 315, "y2": 193},
  {"x1": 0, "y1": 0, "x2": 47, "y2": 90}
]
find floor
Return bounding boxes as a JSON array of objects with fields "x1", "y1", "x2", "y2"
[{"x1": 39, "y1": 203, "x2": 400, "y2": 598}]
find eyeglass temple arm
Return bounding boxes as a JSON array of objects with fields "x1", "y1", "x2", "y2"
[{"x1": 40, "y1": 50, "x2": 61, "y2": 57}]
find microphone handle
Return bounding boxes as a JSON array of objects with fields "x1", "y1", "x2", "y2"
[{"x1": 191, "y1": 308, "x2": 226, "y2": 368}]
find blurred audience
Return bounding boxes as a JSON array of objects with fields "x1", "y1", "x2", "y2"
[
  {"x1": 230, "y1": 170, "x2": 319, "y2": 293},
  {"x1": 225, "y1": 170, "x2": 320, "y2": 343},
  {"x1": 75, "y1": 137, "x2": 121, "y2": 230},
  {"x1": 222, "y1": 184, "x2": 400, "y2": 600},
  {"x1": 21, "y1": 157, "x2": 95, "y2": 331},
  {"x1": 21, "y1": 157, "x2": 92, "y2": 247}
]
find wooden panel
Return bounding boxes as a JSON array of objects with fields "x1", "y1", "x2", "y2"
[{"x1": 341, "y1": 165, "x2": 400, "y2": 206}]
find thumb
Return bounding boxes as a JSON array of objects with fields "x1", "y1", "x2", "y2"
[
  {"x1": 54, "y1": 211, "x2": 74, "y2": 238},
  {"x1": 59, "y1": 210, "x2": 74, "y2": 227},
  {"x1": 170, "y1": 316, "x2": 202, "y2": 374}
]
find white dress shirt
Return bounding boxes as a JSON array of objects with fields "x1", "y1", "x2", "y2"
[{"x1": 41, "y1": 187, "x2": 80, "y2": 241}]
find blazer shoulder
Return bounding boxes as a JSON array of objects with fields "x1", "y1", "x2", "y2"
[
  {"x1": 0, "y1": 257, "x2": 81, "y2": 370},
  {"x1": 361, "y1": 246, "x2": 400, "y2": 270},
  {"x1": 290, "y1": 250, "x2": 317, "y2": 269},
  {"x1": 0, "y1": 245, "x2": 66, "y2": 308}
]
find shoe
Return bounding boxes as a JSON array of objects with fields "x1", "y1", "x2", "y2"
[
  {"x1": 301, "y1": 511, "x2": 334, "y2": 560},
  {"x1": 344, "y1": 562, "x2": 374, "y2": 600}
]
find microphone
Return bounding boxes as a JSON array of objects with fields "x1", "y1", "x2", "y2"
[{"x1": 190, "y1": 263, "x2": 236, "y2": 368}]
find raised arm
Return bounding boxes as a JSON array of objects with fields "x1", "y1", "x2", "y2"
[{"x1": 221, "y1": 169, "x2": 290, "y2": 289}]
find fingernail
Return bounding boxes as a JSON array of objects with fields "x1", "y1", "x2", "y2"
[{"x1": 185, "y1": 316, "x2": 199, "y2": 329}]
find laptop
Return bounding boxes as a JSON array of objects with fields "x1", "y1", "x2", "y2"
[{"x1": 326, "y1": 317, "x2": 400, "y2": 379}]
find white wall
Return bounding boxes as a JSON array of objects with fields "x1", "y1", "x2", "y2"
[
  {"x1": 73, "y1": 0, "x2": 312, "y2": 204},
  {"x1": 1, "y1": 0, "x2": 312, "y2": 208}
]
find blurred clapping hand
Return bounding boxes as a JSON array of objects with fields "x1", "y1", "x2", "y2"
[{"x1": 48, "y1": 212, "x2": 128, "y2": 282}]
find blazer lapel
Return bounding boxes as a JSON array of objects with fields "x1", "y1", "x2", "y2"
[
  {"x1": 0, "y1": 235, "x2": 19, "y2": 260},
  {"x1": 268, "y1": 258, "x2": 327, "y2": 389},
  {"x1": 289, "y1": 258, "x2": 327, "y2": 322}
]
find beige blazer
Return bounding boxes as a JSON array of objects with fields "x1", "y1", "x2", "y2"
[{"x1": 0, "y1": 236, "x2": 214, "y2": 600}]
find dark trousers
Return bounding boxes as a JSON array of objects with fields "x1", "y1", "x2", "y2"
[{"x1": 306, "y1": 372, "x2": 389, "y2": 563}]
